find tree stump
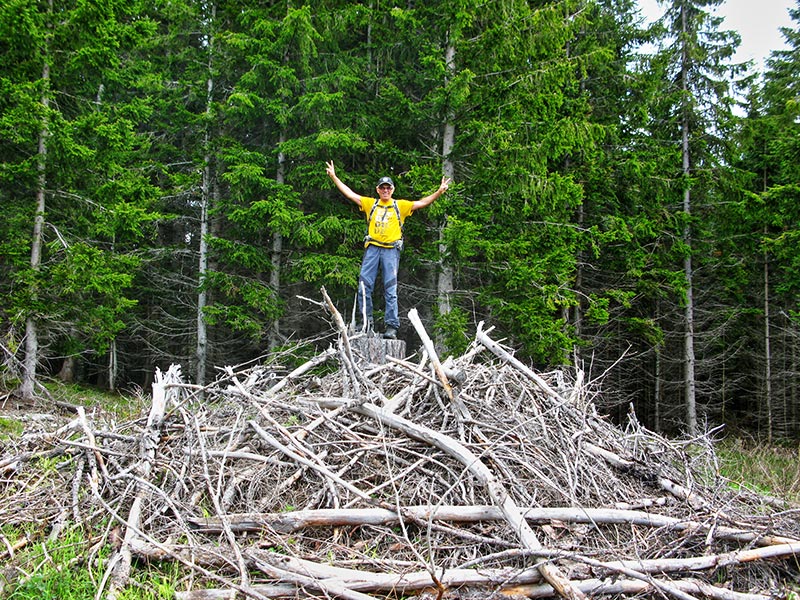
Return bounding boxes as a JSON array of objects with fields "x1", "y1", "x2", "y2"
[{"x1": 350, "y1": 335, "x2": 406, "y2": 365}]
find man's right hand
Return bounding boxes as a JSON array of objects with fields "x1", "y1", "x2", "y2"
[{"x1": 326, "y1": 161, "x2": 363, "y2": 207}]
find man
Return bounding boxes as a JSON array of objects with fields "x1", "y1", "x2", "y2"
[{"x1": 325, "y1": 160, "x2": 451, "y2": 339}]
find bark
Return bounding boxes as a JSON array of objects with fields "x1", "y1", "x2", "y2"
[
  {"x1": 436, "y1": 33, "x2": 456, "y2": 326},
  {"x1": 349, "y1": 336, "x2": 406, "y2": 365},
  {"x1": 195, "y1": 12, "x2": 215, "y2": 390},
  {"x1": 268, "y1": 131, "x2": 287, "y2": 352},
  {"x1": 20, "y1": 2, "x2": 52, "y2": 401},
  {"x1": 680, "y1": 2, "x2": 698, "y2": 436}
]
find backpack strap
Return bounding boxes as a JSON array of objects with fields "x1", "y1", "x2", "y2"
[{"x1": 366, "y1": 200, "x2": 379, "y2": 232}]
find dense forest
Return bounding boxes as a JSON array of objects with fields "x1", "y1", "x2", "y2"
[{"x1": 1, "y1": 0, "x2": 798, "y2": 440}]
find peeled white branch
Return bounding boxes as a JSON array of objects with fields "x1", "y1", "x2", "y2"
[
  {"x1": 103, "y1": 365, "x2": 179, "y2": 600},
  {"x1": 187, "y1": 504, "x2": 799, "y2": 546}
]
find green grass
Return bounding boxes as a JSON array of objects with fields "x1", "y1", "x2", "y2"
[
  {"x1": 716, "y1": 437, "x2": 800, "y2": 502},
  {"x1": 119, "y1": 561, "x2": 183, "y2": 600},
  {"x1": 0, "y1": 381, "x2": 145, "y2": 444},
  {"x1": 0, "y1": 416, "x2": 25, "y2": 439},
  {"x1": 0, "y1": 526, "x2": 183, "y2": 600},
  {"x1": 1, "y1": 527, "x2": 105, "y2": 599},
  {"x1": 43, "y1": 381, "x2": 146, "y2": 419}
]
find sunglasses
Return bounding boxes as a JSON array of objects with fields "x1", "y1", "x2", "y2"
[{"x1": 378, "y1": 184, "x2": 393, "y2": 190}]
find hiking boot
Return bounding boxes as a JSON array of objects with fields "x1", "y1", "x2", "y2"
[{"x1": 383, "y1": 326, "x2": 398, "y2": 340}]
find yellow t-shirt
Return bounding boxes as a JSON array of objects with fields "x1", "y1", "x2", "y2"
[{"x1": 360, "y1": 197, "x2": 415, "y2": 248}]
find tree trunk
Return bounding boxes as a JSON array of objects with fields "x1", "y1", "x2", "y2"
[
  {"x1": 792, "y1": 324, "x2": 798, "y2": 437},
  {"x1": 683, "y1": 245, "x2": 697, "y2": 436},
  {"x1": 654, "y1": 346, "x2": 662, "y2": 432},
  {"x1": 761, "y1": 150, "x2": 774, "y2": 440},
  {"x1": 268, "y1": 132, "x2": 287, "y2": 352},
  {"x1": 58, "y1": 356, "x2": 76, "y2": 383},
  {"x1": 349, "y1": 337, "x2": 406, "y2": 365},
  {"x1": 196, "y1": 145, "x2": 210, "y2": 388},
  {"x1": 188, "y1": 505, "x2": 798, "y2": 546},
  {"x1": 196, "y1": 5, "x2": 216, "y2": 388},
  {"x1": 108, "y1": 338, "x2": 118, "y2": 391},
  {"x1": 436, "y1": 35, "x2": 456, "y2": 327},
  {"x1": 680, "y1": 2, "x2": 697, "y2": 436},
  {"x1": 20, "y1": 4, "x2": 52, "y2": 401},
  {"x1": 572, "y1": 179, "x2": 583, "y2": 368},
  {"x1": 763, "y1": 243, "x2": 773, "y2": 442}
]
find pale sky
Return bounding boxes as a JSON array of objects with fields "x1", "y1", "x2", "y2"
[{"x1": 637, "y1": 0, "x2": 796, "y2": 71}]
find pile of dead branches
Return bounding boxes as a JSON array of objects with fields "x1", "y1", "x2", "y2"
[{"x1": 2, "y1": 293, "x2": 799, "y2": 600}]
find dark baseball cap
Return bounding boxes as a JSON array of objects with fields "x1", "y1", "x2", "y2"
[{"x1": 376, "y1": 176, "x2": 394, "y2": 187}]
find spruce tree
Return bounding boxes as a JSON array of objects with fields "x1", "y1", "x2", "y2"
[{"x1": 645, "y1": 0, "x2": 749, "y2": 434}]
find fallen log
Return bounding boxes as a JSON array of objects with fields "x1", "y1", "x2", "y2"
[
  {"x1": 174, "y1": 585, "x2": 298, "y2": 600},
  {"x1": 246, "y1": 548, "x2": 544, "y2": 593},
  {"x1": 130, "y1": 538, "x2": 546, "y2": 591},
  {"x1": 186, "y1": 504, "x2": 800, "y2": 546},
  {"x1": 173, "y1": 578, "x2": 769, "y2": 600},
  {"x1": 507, "y1": 577, "x2": 770, "y2": 600},
  {"x1": 249, "y1": 554, "x2": 381, "y2": 600},
  {"x1": 602, "y1": 540, "x2": 800, "y2": 575}
]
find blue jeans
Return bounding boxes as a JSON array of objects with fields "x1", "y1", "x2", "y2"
[{"x1": 357, "y1": 244, "x2": 401, "y2": 329}]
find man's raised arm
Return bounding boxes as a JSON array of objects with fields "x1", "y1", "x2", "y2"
[
  {"x1": 412, "y1": 176, "x2": 451, "y2": 210},
  {"x1": 326, "y1": 161, "x2": 363, "y2": 208}
]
